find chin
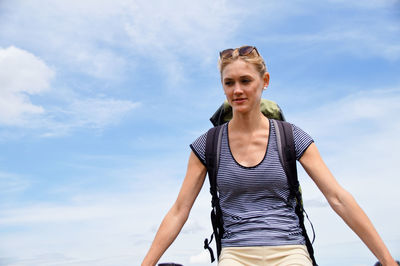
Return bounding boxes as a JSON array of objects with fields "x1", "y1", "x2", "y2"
[{"x1": 232, "y1": 105, "x2": 251, "y2": 114}]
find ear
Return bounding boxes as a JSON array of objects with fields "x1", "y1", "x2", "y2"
[{"x1": 263, "y1": 72, "x2": 270, "y2": 89}]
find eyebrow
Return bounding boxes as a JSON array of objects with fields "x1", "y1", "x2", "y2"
[{"x1": 224, "y1": 75, "x2": 253, "y2": 80}]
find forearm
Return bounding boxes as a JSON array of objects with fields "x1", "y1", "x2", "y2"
[
  {"x1": 142, "y1": 152, "x2": 206, "y2": 265},
  {"x1": 141, "y1": 205, "x2": 189, "y2": 266},
  {"x1": 329, "y1": 190, "x2": 396, "y2": 265}
]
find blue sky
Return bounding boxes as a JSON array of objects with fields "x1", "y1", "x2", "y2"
[{"x1": 0, "y1": 0, "x2": 399, "y2": 265}]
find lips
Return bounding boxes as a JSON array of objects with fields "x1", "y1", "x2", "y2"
[{"x1": 233, "y1": 98, "x2": 247, "y2": 103}]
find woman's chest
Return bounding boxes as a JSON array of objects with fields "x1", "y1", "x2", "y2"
[
  {"x1": 228, "y1": 131, "x2": 269, "y2": 168},
  {"x1": 217, "y1": 132, "x2": 289, "y2": 194}
]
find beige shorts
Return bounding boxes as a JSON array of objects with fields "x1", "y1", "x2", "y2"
[{"x1": 218, "y1": 245, "x2": 313, "y2": 266}]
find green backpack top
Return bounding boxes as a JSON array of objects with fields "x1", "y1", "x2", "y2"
[{"x1": 209, "y1": 98, "x2": 286, "y2": 126}]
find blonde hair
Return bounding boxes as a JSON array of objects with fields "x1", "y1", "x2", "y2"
[{"x1": 218, "y1": 47, "x2": 267, "y2": 78}]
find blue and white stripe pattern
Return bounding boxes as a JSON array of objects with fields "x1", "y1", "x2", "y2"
[{"x1": 190, "y1": 120, "x2": 314, "y2": 247}]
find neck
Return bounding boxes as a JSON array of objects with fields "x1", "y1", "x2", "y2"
[{"x1": 229, "y1": 108, "x2": 268, "y2": 132}]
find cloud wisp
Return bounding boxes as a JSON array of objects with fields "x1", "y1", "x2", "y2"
[
  {"x1": 0, "y1": 46, "x2": 54, "y2": 126},
  {"x1": 0, "y1": 46, "x2": 139, "y2": 137},
  {"x1": 0, "y1": 171, "x2": 30, "y2": 195}
]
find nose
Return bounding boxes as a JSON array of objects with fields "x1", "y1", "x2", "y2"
[{"x1": 233, "y1": 83, "x2": 243, "y2": 95}]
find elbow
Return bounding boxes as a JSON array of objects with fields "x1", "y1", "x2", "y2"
[
  {"x1": 327, "y1": 189, "x2": 354, "y2": 215},
  {"x1": 171, "y1": 201, "x2": 191, "y2": 223},
  {"x1": 328, "y1": 193, "x2": 344, "y2": 211}
]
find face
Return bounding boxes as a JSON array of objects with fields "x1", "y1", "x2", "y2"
[{"x1": 221, "y1": 59, "x2": 269, "y2": 115}]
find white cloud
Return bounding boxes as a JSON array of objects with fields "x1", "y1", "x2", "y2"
[
  {"x1": 67, "y1": 98, "x2": 140, "y2": 128},
  {"x1": 1, "y1": 0, "x2": 243, "y2": 85},
  {"x1": 0, "y1": 171, "x2": 30, "y2": 194},
  {"x1": 0, "y1": 157, "x2": 213, "y2": 265},
  {"x1": 41, "y1": 97, "x2": 141, "y2": 136},
  {"x1": 0, "y1": 46, "x2": 53, "y2": 94},
  {"x1": 1, "y1": 0, "x2": 130, "y2": 80},
  {"x1": 0, "y1": 203, "x2": 122, "y2": 225},
  {"x1": 122, "y1": 0, "x2": 242, "y2": 85},
  {"x1": 0, "y1": 46, "x2": 140, "y2": 136},
  {"x1": 0, "y1": 46, "x2": 54, "y2": 126},
  {"x1": 291, "y1": 88, "x2": 400, "y2": 198},
  {"x1": 65, "y1": 47, "x2": 128, "y2": 79},
  {"x1": 189, "y1": 250, "x2": 210, "y2": 264},
  {"x1": 2, "y1": 0, "x2": 399, "y2": 86},
  {"x1": 0, "y1": 190, "x2": 186, "y2": 265},
  {"x1": 123, "y1": 0, "x2": 239, "y2": 55},
  {"x1": 263, "y1": 26, "x2": 400, "y2": 60},
  {"x1": 249, "y1": 1, "x2": 400, "y2": 61},
  {"x1": 3, "y1": 0, "x2": 397, "y2": 93},
  {"x1": 327, "y1": 0, "x2": 399, "y2": 8},
  {"x1": 294, "y1": 88, "x2": 400, "y2": 142}
]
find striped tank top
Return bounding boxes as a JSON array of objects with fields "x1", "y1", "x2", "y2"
[{"x1": 190, "y1": 119, "x2": 314, "y2": 247}]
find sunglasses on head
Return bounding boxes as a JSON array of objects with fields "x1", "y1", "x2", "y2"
[{"x1": 219, "y1": 45, "x2": 260, "y2": 59}]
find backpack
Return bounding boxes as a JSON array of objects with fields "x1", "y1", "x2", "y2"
[{"x1": 203, "y1": 99, "x2": 317, "y2": 265}]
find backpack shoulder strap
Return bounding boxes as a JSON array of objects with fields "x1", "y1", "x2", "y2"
[
  {"x1": 205, "y1": 125, "x2": 223, "y2": 192},
  {"x1": 272, "y1": 119, "x2": 299, "y2": 196},
  {"x1": 204, "y1": 124, "x2": 224, "y2": 262},
  {"x1": 271, "y1": 119, "x2": 318, "y2": 266}
]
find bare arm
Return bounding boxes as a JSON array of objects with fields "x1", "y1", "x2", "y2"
[
  {"x1": 299, "y1": 143, "x2": 396, "y2": 266},
  {"x1": 141, "y1": 151, "x2": 207, "y2": 266}
]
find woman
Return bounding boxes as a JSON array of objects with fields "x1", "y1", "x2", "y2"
[{"x1": 141, "y1": 46, "x2": 396, "y2": 265}]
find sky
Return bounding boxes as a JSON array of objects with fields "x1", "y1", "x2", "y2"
[{"x1": 0, "y1": 0, "x2": 400, "y2": 265}]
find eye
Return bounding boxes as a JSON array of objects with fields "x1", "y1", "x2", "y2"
[
  {"x1": 224, "y1": 80, "x2": 234, "y2": 86},
  {"x1": 241, "y1": 78, "x2": 251, "y2": 84}
]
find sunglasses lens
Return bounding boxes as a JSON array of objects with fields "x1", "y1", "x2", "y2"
[
  {"x1": 220, "y1": 46, "x2": 258, "y2": 59},
  {"x1": 238, "y1": 46, "x2": 255, "y2": 56},
  {"x1": 220, "y1": 48, "x2": 234, "y2": 59}
]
